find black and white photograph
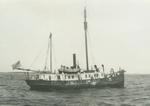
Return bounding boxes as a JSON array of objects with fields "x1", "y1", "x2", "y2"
[{"x1": 0, "y1": 0, "x2": 150, "y2": 105}]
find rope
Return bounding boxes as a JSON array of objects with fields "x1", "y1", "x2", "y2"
[
  {"x1": 52, "y1": 42, "x2": 57, "y2": 71},
  {"x1": 87, "y1": 25, "x2": 96, "y2": 66},
  {"x1": 29, "y1": 46, "x2": 45, "y2": 69},
  {"x1": 44, "y1": 39, "x2": 50, "y2": 71}
]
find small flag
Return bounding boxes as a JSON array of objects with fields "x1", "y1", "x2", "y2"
[{"x1": 12, "y1": 61, "x2": 21, "y2": 70}]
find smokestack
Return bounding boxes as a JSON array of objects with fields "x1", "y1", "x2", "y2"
[{"x1": 73, "y1": 54, "x2": 76, "y2": 68}]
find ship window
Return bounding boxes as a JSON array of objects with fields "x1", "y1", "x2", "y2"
[
  {"x1": 89, "y1": 74, "x2": 91, "y2": 77},
  {"x1": 85, "y1": 74, "x2": 87, "y2": 78},
  {"x1": 68, "y1": 76, "x2": 70, "y2": 79},
  {"x1": 57, "y1": 75, "x2": 60, "y2": 80},
  {"x1": 72, "y1": 75, "x2": 74, "y2": 79},
  {"x1": 94, "y1": 74, "x2": 98, "y2": 77},
  {"x1": 36, "y1": 75, "x2": 39, "y2": 80},
  {"x1": 49, "y1": 76, "x2": 51, "y2": 80}
]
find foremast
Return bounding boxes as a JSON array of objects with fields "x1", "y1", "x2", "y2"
[{"x1": 49, "y1": 33, "x2": 52, "y2": 72}]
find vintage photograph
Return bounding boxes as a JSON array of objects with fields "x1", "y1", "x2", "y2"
[{"x1": 0, "y1": 0, "x2": 150, "y2": 106}]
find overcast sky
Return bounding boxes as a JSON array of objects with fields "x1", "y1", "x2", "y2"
[{"x1": 0, "y1": 0, "x2": 150, "y2": 74}]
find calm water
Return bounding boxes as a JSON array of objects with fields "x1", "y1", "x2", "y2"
[{"x1": 0, "y1": 73, "x2": 150, "y2": 106}]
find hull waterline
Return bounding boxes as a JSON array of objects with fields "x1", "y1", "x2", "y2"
[{"x1": 25, "y1": 72, "x2": 125, "y2": 91}]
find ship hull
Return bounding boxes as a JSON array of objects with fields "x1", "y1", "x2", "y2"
[{"x1": 25, "y1": 72, "x2": 125, "y2": 91}]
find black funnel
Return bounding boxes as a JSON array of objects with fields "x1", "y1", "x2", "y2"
[{"x1": 73, "y1": 54, "x2": 76, "y2": 68}]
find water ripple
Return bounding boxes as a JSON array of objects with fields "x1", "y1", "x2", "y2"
[{"x1": 0, "y1": 73, "x2": 150, "y2": 106}]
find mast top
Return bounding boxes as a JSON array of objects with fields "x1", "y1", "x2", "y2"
[
  {"x1": 49, "y1": 32, "x2": 52, "y2": 39},
  {"x1": 84, "y1": 7, "x2": 87, "y2": 21},
  {"x1": 84, "y1": 7, "x2": 88, "y2": 31}
]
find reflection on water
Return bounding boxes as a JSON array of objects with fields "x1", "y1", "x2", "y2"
[{"x1": 0, "y1": 73, "x2": 150, "y2": 106}]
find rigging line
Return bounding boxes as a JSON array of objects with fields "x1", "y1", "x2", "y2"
[
  {"x1": 44, "y1": 39, "x2": 50, "y2": 71},
  {"x1": 87, "y1": 26, "x2": 96, "y2": 66},
  {"x1": 29, "y1": 45, "x2": 45, "y2": 69},
  {"x1": 52, "y1": 41, "x2": 57, "y2": 70}
]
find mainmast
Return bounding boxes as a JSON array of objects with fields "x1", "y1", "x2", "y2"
[
  {"x1": 84, "y1": 7, "x2": 89, "y2": 71},
  {"x1": 49, "y1": 33, "x2": 52, "y2": 72}
]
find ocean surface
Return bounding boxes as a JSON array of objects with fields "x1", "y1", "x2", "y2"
[{"x1": 0, "y1": 73, "x2": 150, "y2": 106}]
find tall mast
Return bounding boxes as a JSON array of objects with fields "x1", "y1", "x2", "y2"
[
  {"x1": 84, "y1": 7, "x2": 89, "y2": 71},
  {"x1": 49, "y1": 33, "x2": 52, "y2": 72}
]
